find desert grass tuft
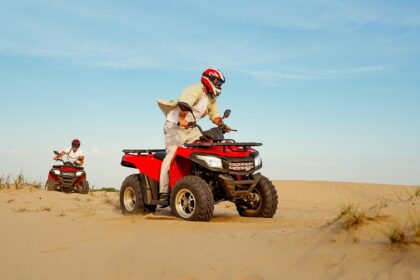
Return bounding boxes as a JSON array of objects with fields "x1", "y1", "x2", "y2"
[
  {"x1": 15, "y1": 207, "x2": 28, "y2": 213},
  {"x1": 388, "y1": 228, "x2": 409, "y2": 245},
  {"x1": 94, "y1": 187, "x2": 119, "y2": 192},
  {"x1": 0, "y1": 174, "x2": 5, "y2": 189},
  {"x1": 342, "y1": 208, "x2": 368, "y2": 231},
  {"x1": 1, "y1": 174, "x2": 12, "y2": 189},
  {"x1": 387, "y1": 215, "x2": 420, "y2": 246},
  {"x1": 59, "y1": 209, "x2": 66, "y2": 217},
  {"x1": 330, "y1": 203, "x2": 387, "y2": 231},
  {"x1": 73, "y1": 197, "x2": 81, "y2": 202},
  {"x1": 40, "y1": 207, "x2": 52, "y2": 212},
  {"x1": 14, "y1": 172, "x2": 25, "y2": 190},
  {"x1": 415, "y1": 188, "x2": 420, "y2": 198}
]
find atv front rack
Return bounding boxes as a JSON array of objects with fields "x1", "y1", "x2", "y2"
[
  {"x1": 122, "y1": 149, "x2": 165, "y2": 154},
  {"x1": 184, "y1": 141, "x2": 262, "y2": 152},
  {"x1": 185, "y1": 142, "x2": 262, "y2": 147}
]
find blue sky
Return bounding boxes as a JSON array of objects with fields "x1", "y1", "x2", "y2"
[{"x1": 1, "y1": 0, "x2": 419, "y2": 187}]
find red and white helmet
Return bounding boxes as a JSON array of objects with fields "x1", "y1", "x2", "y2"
[
  {"x1": 71, "y1": 139, "x2": 81, "y2": 148},
  {"x1": 201, "y1": 68, "x2": 225, "y2": 97}
]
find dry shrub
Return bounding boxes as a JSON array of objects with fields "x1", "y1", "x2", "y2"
[
  {"x1": 415, "y1": 188, "x2": 420, "y2": 198},
  {"x1": 342, "y1": 207, "x2": 368, "y2": 231},
  {"x1": 15, "y1": 207, "x2": 28, "y2": 213},
  {"x1": 40, "y1": 207, "x2": 52, "y2": 212},
  {"x1": 14, "y1": 172, "x2": 25, "y2": 190},
  {"x1": 387, "y1": 214, "x2": 420, "y2": 246},
  {"x1": 0, "y1": 174, "x2": 5, "y2": 189},
  {"x1": 388, "y1": 228, "x2": 409, "y2": 245},
  {"x1": 1, "y1": 174, "x2": 11, "y2": 189},
  {"x1": 331, "y1": 203, "x2": 387, "y2": 231}
]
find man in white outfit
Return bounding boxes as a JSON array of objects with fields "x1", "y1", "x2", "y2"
[
  {"x1": 156, "y1": 68, "x2": 230, "y2": 201},
  {"x1": 53, "y1": 139, "x2": 85, "y2": 166}
]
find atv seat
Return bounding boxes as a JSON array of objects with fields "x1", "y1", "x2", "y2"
[{"x1": 154, "y1": 151, "x2": 166, "y2": 161}]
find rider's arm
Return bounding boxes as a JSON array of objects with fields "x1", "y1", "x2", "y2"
[
  {"x1": 208, "y1": 99, "x2": 221, "y2": 125},
  {"x1": 77, "y1": 156, "x2": 85, "y2": 166},
  {"x1": 53, "y1": 151, "x2": 66, "y2": 161}
]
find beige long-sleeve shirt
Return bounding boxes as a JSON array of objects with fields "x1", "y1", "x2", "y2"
[{"x1": 157, "y1": 83, "x2": 221, "y2": 122}]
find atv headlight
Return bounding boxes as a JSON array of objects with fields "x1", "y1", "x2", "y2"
[
  {"x1": 196, "y1": 155, "x2": 223, "y2": 169},
  {"x1": 52, "y1": 170, "x2": 60, "y2": 175},
  {"x1": 254, "y1": 154, "x2": 262, "y2": 169},
  {"x1": 75, "y1": 171, "x2": 84, "y2": 177}
]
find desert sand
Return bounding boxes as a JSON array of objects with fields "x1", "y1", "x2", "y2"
[{"x1": 0, "y1": 181, "x2": 419, "y2": 280}]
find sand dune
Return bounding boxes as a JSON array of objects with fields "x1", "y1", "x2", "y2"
[{"x1": 0, "y1": 181, "x2": 419, "y2": 280}]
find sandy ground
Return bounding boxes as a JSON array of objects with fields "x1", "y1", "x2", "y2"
[{"x1": 0, "y1": 181, "x2": 419, "y2": 280}]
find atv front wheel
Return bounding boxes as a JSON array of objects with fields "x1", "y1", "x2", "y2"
[
  {"x1": 120, "y1": 174, "x2": 156, "y2": 215},
  {"x1": 45, "y1": 179, "x2": 57, "y2": 191},
  {"x1": 80, "y1": 181, "x2": 89, "y2": 194},
  {"x1": 170, "y1": 176, "x2": 214, "y2": 221},
  {"x1": 235, "y1": 176, "x2": 278, "y2": 218}
]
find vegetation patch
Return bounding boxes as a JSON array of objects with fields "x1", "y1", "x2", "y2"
[
  {"x1": 330, "y1": 203, "x2": 388, "y2": 232},
  {"x1": 387, "y1": 220, "x2": 420, "y2": 246},
  {"x1": 40, "y1": 207, "x2": 52, "y2": 212},
  {"x1": 0, "y1": 174, "x2": 11, "y2": 189},
  {"x1": 93, "y1": 187, "x2": 119, "y2": 192},
  {"x1": 15, "y1": 207, "x2": 29, "y2": 213}
]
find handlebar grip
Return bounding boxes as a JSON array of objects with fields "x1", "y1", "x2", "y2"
[{"x1": 177, "y1": 121, "x2": 196, "y2": 128}]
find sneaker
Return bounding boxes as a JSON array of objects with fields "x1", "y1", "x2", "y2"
[{"x1": 159, "y1": 193, "x2": 168, "y2": 201}]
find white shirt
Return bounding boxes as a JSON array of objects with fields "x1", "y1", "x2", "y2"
[
  {"x1": 63, "y1": 147, "x2": 84, "y2": 164},
  {"x1": 166, "y1": 93, "x2": 209, "y2": 123}
]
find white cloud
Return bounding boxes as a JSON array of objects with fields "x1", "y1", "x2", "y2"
[
  {"x1": 240, "y1": 64, "x2": 394, "y2": 84},
  {"x1": 90, "y1": 147, "x2": 106, "y2": 156}
]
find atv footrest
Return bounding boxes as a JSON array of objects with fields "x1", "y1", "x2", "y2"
[{"x1": 149, "y1": 199, "x2": 169, "y2": 206}]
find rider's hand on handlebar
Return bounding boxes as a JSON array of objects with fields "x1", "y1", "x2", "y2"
[
  {"x1": 178, "y1": 118, "x2": 189, "y2": 128},
  {"x1": 220, "y1": 124, "x2": 232, "y2": 133}
]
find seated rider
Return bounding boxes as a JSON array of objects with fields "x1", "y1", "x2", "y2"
[
  {"x1": 53, "y1": 139, "x2": 85, "y2": 166},
  {"x1": 156, "y1": 67, "x2": 231, "y2": 201}
]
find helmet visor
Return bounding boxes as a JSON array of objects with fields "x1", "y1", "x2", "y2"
[{"x1": 213, "y1": 78, "x2": 224, "y2": 89}]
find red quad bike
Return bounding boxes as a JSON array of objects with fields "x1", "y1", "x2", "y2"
[
  {"x1": 45, "y1": 151, "x2": 89, "y2": 194},
  {"x1": 119, "y1": 102, "x2": 278, "y2": 221}
]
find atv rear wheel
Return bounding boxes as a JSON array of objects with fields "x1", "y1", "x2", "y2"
[
  {"x1": 170, "y1": 176, "x2": 214, "y2": 221},
  {"x1": 235, "y1": 176, "x2": 278, "y2": 218},
  {"x1": 120, "y1": 174, "x2": 156, "y2": 215}
]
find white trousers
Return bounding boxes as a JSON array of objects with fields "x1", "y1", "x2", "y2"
[{"x1": 159, "y1": 121, "x2": 202, "y2": 194}]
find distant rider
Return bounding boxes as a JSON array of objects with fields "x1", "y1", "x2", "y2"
[
  {"x1": 53, "y1": 139, "x2": 85, "y2": 166},
  {"x1": 157, "y1": 68, "x2": 231, "y2": 201}
]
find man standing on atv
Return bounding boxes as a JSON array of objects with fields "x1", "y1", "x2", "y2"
[
  {"x1": 157, "y1": 68, "x2": 231, "y2": 201},
  {"x1": 53, "y1": 139, "x2": 85, "y2": 166}
]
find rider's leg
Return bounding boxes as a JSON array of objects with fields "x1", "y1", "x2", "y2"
[{"x1": 159, "y1": 122, "x2": 180, "y2": 198}]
